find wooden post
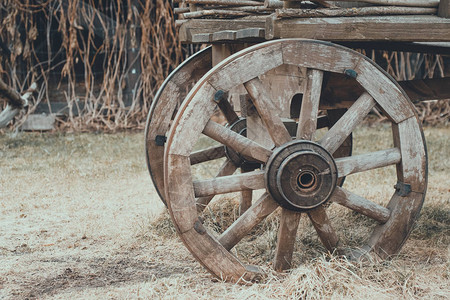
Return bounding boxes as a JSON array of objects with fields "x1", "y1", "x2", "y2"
[{"x1": 439, "y1": 0, "x2": 450, "y2": 17}]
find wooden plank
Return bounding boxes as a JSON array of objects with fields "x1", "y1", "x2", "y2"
[
  {"x1": 190, "y1": 145, "x2": 226, "y2": 165},
  {"x1": 335, "y1": 148, "x2": 401, "y2": 178},
  {"x1": 273, "y1": 209, "x2": 301, "y2": 271},
  {"x1": 179, "y1": 19, "x2": 265, "y2": 43},
  {"x1": 439, "y1": 0, "x2": 450, "y2": 17},
  {"x1": 296, "y1": 69, "x2": 323, "y2": 140},
  {"x1": 212, "y1": 30, "x2": 237, "y2": 42},
  {"x1": 308, "y1": 206, "x2": 339, "y2": 253},
  {"x1": 219, "y1": 193, "x2": 279, "y2": 250},
  {"x1": 276, "y1": 6, "x2": 437, "y2": 19},
  {"x1": 244, "y1": 77, "x2": 292, "y2": 146},
  {"x1": 266, "y1": 15, "x2": 450, "y2": 42},
  {"x1": 332, "y1": 0, "x2": 439, "y2": 7},
  {"x1": 196, "y1": 159, "x2": 238, "y2": 212},
  {"x1": 338, "y1": 41, "x2": 450, "y2": 55},
  {"x1": 236, "y1": 28, "x2": 266, "y2": 41},
  {"x1": 319, "y1": 92, "x2": 375, "y2": 154},
  {"x1": 399, "y1": 78, "x2": 450, "y2": 101},
  {"x1": 186, "y1": 0, "x2": 264, "y2": 6},
  {"x1": 282, "y1": 40, "x2": 363, "y2": 74},
  {"x1": 192, "y1": 33, "x2": 212, "y2": 43},
  {"x1": 331, "y1": 187, "x2": 391, "y2": 223},
  {"x1": 321, "y1": 74, "x2": 450, "y2": 105},
  {"x1": 202, "y1": 120, "x2": 272, "y2": 163},
  {"x1": 193, "y1": 170, "x2": 266, "y2": 197}
]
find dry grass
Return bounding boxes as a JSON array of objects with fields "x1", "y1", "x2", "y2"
[{"x1": 0, "y1": 125, "x2": 449, "y2": 299}]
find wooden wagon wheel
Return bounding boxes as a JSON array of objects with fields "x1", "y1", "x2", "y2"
[
  {"x1": 145, "y1": 47, "x2": 213, "y2": 205},
  {"x1": 164, "y1": 39, "x2": 427, "y2": 282},
  {"x1": 145, "y1": 47, "x2": 352, "y2": 207}
]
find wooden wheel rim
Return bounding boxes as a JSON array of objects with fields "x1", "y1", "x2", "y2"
[
  {"x1": 164, "y1": 39, "x2": 427, "y2": 282},
  {"x1": 145, "y1": 46, "x2": 212, "y2": 205}
]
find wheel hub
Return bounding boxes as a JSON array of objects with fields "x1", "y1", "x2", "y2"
[{"x1": 265, "y1": 140, "x2": 337, "y2": 211}]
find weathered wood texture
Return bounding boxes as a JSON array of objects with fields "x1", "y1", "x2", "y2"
[
  {"x1": 193, "y1": 170, "x2": 265, "y2": 197},
  {"x1": 162, "y1": 39, "x2": 427, "y2": 282},
  {"x1": 186, "y1": 0, "x2": 264, "y2": 6},
  {"x1": 319, "y1": 93, "x2": 375, "y2": 154},
  {"x1": 331, "y1": 187, "x2": 391, "y2": 223},
  {"x1": 219, "y1": 193, "x2": 278, "y2": 250},
  {"x1": 267, "y1": 15, "x2": 450, "y2": 41},
  {"x1": 331, "y1": 0, "x2": 439, "y2": 7},
  {"x1": 335, "y1": 148, "x2": 401, "y2": 178},
  {"x1": 196, "y1": 159, "x2": 238, "y2": 212},
  {"x1": 273, "y1": 209, "x2": 301, "y2": 271},
  {"x1": 179, "y1": 19, "x2": 265, "y2": 43},
  {"x1": 438, "y1": 0, "x2": 450, "y2": 17},
  {"x1": 244, "y1": 77, "x2": 292, "y2": 146},
  {"x1": 308, "y1": 207, "x2": 339, "y2": 252},
  {"x1": 145, "y1": 47, "x2": 212, "y2": 205},
  {"x1": 276, "y1": 6, "x2": 437, "y2": 19},
  {"x1": 297, "y1": 69, "x2": 323, "y2": 140},
  {"x1": 0, "y1": 82, "x2": 36, "y2": 129},
  {"x1": 0, "y1": 78, "x2": 26, "y2": 108},
  {"x1": 202, "y1": 120, "x2": 272, "y2": 163}
]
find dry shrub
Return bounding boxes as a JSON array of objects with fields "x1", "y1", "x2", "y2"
[{"x1": 0, "y1": 0, "x2": 183, "y2": 131}]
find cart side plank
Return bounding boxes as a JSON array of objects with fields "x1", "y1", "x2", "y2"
[
  {"x1": 179, "y1": 19, "x2": 266, "y2": 42},
  {"x1": 267, "y1": 15, "x2": 450, "y2": 41}
]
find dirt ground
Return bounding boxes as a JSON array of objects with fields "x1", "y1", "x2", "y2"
[{"x1": 0, "y1": 126, "x2": 449, "y2": 299}]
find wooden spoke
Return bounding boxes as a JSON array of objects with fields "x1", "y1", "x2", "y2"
[
  {"x1": 196, "y1": 159, "x2": 238, "y2": 212},
  {"x1": 190, "y1": 145, "x2": 226, "y2": 165},
  {"x1": 319, "y1": 92, "x2": 376, "y2": 154},
  {"x1": 239, "y1": 190, "x2": 253, "y2": 215},
  {"x1": 215, "y1": 91, "x2": 240, "y2": 125},
  {"x1": 239, "y1": 168, "x2": 254, "y2": 215},
  {"x1": 203, "y1": 120, "x2": 272, "y2": 163},
  {"x1": 243, "y1": 77, "x2": 292, "y2": 146},
  {"x1": 335, "y1": 148, "x2": 401, "y2": 178},
  {"x1": 331, "y1": 187, "x2": 391, "y2": 224},
  {"x1": 308, "y1": 206, "x2": 339, "y2": 253},
  {"x1": 193, "y1": 170, "x2": 265, "y2": 198},
  {"x1": 273, "y1": 209, "x2": 302, "y2": 272},
  {"x1": 219, "y1": 193, "x2": 279, "y2": 251},
  {"x1": 297, "y1": 69, "x2": 323, "y2": 140}
]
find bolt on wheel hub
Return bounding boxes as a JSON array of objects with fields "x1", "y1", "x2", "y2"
[{"x1": 265, "y1": 140, "x2": 338, "y2": 211}]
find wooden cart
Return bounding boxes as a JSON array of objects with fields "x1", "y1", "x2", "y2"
[{"x1": 145, "y1": 0, "x2": 450, "y2": 282}]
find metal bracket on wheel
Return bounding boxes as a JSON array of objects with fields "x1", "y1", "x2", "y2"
[
  {"x1": 155, "y1": 135, "x2": 167, "y2": 146},
  {"x1": 394, "y1": 181, "x2": 412, "y2": 197}
]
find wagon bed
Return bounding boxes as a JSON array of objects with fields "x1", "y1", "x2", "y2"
[{"x1": 176, "y1": 1, "x2": 450, "y2": 45}]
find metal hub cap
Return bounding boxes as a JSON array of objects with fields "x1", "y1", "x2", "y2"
[{"x1": 265, "y1": 140, "x2": 338, "y2": 211}]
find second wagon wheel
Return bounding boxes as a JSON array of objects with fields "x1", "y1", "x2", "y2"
[{"x1": 164, "y1": 39, "x2": 427, "y2": 282}]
